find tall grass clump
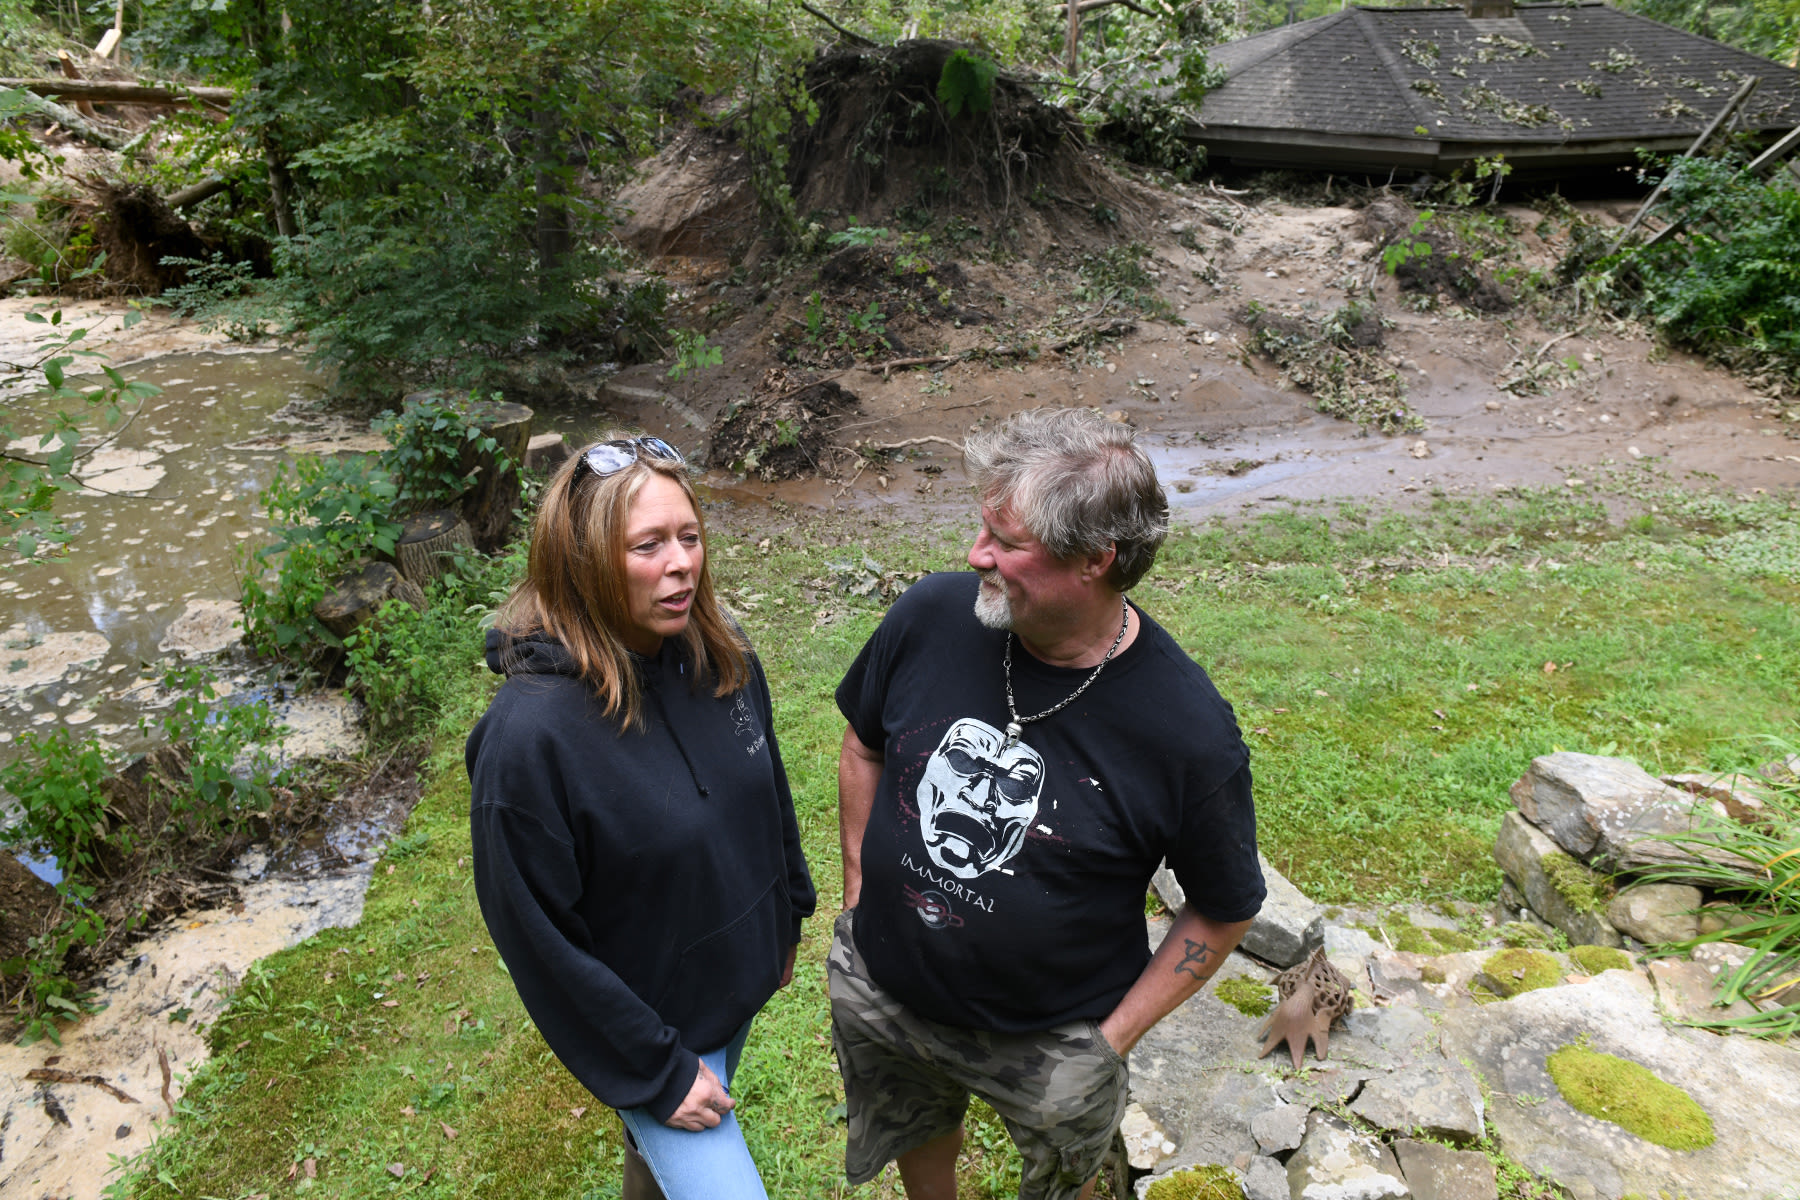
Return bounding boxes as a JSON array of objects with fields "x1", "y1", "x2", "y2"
[{"x1": 1643, "y1": 735, "x2": 1800, "y2": 1037}]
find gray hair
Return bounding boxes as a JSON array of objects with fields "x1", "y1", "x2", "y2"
[{"x1": 963, "y1": 409, "x2": 1169, "y2": 591}]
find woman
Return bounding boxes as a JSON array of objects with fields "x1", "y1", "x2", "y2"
[{"x1": 467, "y1": 435, "x2": 815, "y2": 1200}]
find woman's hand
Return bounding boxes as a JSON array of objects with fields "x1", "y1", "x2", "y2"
[
  {"x1": 664, "y1": 1059, "x2": 734, "y2": 1131},
  {"x1": 779, "y1": 944, "x2": 798, "y2": 989}
]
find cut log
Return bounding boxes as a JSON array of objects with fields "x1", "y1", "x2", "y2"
[
  {"x1": 313, "y1": 563, "x2": 426, "y2": 640},
  {"x1": 459, "y1": 401, "x2": 533, "y2": 551},
  {"x1": 395, "y1": 509, "x2": 473, "y2": 585},
  {"x1": 525, "y1": 431, "x2": 570, "y2": 472}
]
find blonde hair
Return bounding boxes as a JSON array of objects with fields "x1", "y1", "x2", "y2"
[{"x1": 494, "y1": 440, "x2": 748, "y2": 728}]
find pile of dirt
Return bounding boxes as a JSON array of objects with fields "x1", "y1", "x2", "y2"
[
  {"x1": 710, "y1": 366, "x2": 859, "y2": 480},
  {"x1": 1360, "y1": 197, "x2": 1511, "y2": 313}
]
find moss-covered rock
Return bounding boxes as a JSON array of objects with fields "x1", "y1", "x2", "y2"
[
  {"x1": 1478, "y1": 948, "x2": 1562, "y2": 998},
  {"x1": 1545, "y1": 1044, "x2": 1715, "y2": 1150},
  {"x1": 1499, "y1": 920, "x2": 1549, "y2": 948},
  {"x1": 1569, "y1": 945, "x2": 1632, "y2": 975},
  {"x1": 1213, "y1": 975, "x2": 1274, "y2": 1018},
  {"x1": 1144, "y1": 1165, "x2": 1246, "y2": 1200},
  {"x1": 1359, "y1": 911, "x2": 1480, "y2": 955},
  {"x1": 1541, "y1": 850, "x2": 1615, "y2": 915}
]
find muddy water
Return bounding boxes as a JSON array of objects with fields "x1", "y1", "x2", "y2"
[
  {"x1": 0, "y1": 350, "x2": 328, "y2": 751},
  {"x1": 0, "y1": 861, "x2": 376, "y2": 1198},
  {"x1": 0, "y1": 348, "x2": 393, "y2": 1197}
]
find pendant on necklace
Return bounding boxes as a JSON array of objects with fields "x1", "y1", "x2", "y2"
[{"x1": 1002, "y1": 721, "x2": 1023, "y2": 751}]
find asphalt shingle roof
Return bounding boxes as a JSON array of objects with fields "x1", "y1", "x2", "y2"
[{"x1": 1199, "y1": 2, "x2": 1800, "y2": 151}]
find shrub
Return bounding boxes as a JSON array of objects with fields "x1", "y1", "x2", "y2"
[
  {"x1": 239, "y1": 392, "x2": 513, "y2": 667},
  {"x1": 1607, "y1": 157, "x2": 1800, "y2": 372}
]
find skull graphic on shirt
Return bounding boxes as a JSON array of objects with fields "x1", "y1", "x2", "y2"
[{"x1": 915, "y1": 718, "x2": 1046, "y2": 879}]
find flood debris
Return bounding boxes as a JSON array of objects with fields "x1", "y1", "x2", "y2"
[{"x1": 711, "y1": 366, "x2": 860, "y2": 480}]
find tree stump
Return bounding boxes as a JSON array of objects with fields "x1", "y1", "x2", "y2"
[
  {"x1": 313, "y1": 563, "x2": 427, "y2": 640},
  {"x1": 525, "y1": 431, "x2": 570, "y2": 472},
  {"x1": 396, "y1": 509, "x2": 474, "y2": 586},
  {"x1": 461, "y1": 401, "x2": 533, "y2": 551}
]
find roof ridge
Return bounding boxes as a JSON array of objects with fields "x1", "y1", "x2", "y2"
[
  {"x1": 1218, "y1": 10, "x2": 1358, "y2": 81},
  {"x1": 1348, "y1": 6, "x2": 1443, "y2": 130}
]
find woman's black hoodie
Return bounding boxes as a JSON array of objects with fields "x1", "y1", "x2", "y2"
[{"x1": 467, "y1": 629, "x2": 816, "y2": 1123}]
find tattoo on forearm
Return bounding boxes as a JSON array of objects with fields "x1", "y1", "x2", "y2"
[{"x1": 1174, "y1": 938, "x2": 1219, "y2": 981}]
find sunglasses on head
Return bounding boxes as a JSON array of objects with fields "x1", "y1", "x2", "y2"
[{"x1": 578, "y1": 437, "x2": 685, "y2": 479}]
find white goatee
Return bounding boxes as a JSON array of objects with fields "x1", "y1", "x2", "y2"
[{"x1": 973, "y1": 572, "x2": 1012, "y2": 629}]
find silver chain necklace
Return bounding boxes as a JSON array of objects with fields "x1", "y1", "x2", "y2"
[{"x1": 1002, "y1": 599, "x2": 1130, "y2": 750}]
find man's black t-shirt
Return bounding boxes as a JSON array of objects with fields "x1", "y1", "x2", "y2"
[{"x1": 836, "y1": 572, "x2": 1265, "y2": 1033}]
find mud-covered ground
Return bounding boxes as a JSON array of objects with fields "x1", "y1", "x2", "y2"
[{"x1": 597, "y1": 140, "x2": 1797, "y2": 516}]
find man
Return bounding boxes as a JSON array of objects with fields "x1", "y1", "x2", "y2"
[{"x1": 831, "y1": 408, "x2": 1266, "y2": 1200}]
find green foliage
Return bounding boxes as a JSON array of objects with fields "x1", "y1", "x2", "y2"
[
  {"x1": 154, "y1": 666, "x2": 286, "y2": 821},
  {"x1": 0, "y1": 304, "x2": 161, "y2": 559},
  {"x1": 373, "y1": 393, "x2": 509, "y2": 516},
  {"x1": 1384, "y1": 212, "x2": 1436, "y2": 275},
  {"x1": 1241, "y1": 299, "x2": 1418, "y2": 433},
  {"x1": 344, "y1": 545, "x2": 522, "y2": 745},
  {"x1": 937, "y1": 48, "x2": 998, "y2": 118},
  {"x1": 0, "y1": 86, "x2": 59, "y2": 179},
  {"x1": 157, "y1": 252, "x2": 287, "y2": 342},
  {"x1": 239, "y1": 452, "x2": 403, "y2": 660},
  {"x1": 241, "y1": 392, "x2": 513, "y2": 666},
  {"x1": 1545, "y1": 1042, "x2": 1715, "y2": 1149},
  {"x1": 1615, "y1": 157, "x2": 1800, "y2": 369},
  {"x1": 0, "y1": 726, "x2": 115, "y2": 873},
  {"x1": 1617, "y1": 0, "x2": 1799, "y2": 65},
  {"x1": 667, "y1": 330, "x2": 724, "y2": 382},
  {"x1": 0, "y1": 667, "x2": 283, "y2": 1040},
  {"x1": 827, "y1": 225, "x2": 889, "y2": 249},
  {"x1": 1077, "y1": 242, "x2": 1173, "y2": 319}
]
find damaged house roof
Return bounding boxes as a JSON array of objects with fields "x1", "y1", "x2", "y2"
[{"x1": 1189, "y1": 0, "x2": 1800, "y2": 176}]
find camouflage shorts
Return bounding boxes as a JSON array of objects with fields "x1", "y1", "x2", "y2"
[{"x1": 827, "y1": 910, "x2": 1129, "y2": 1200}]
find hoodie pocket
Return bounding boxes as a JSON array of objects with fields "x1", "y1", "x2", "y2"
[{"x1": 652, "y1": 877, "x2": 788, "y2": 1025}]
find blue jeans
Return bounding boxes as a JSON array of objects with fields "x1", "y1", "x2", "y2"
[{"x1": 616, "y1": 1020, "x2": 768, "y2": 1200}]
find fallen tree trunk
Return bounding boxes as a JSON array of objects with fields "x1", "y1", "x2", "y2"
[
  {"x1": 0, "y1": 77, "x2": 235, "y2": 107},
  {"x1": 12, "y1": 94, "x2": 127, "y2": 151}
]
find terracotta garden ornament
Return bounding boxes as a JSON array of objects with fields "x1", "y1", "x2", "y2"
[{"x1": 1256, "y1": 946, "x2": 1356, "y2": 1070}]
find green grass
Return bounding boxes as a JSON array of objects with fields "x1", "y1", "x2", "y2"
[{"x1": 113, "y1": 483, "x2": 1800, "y2": 1197}]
